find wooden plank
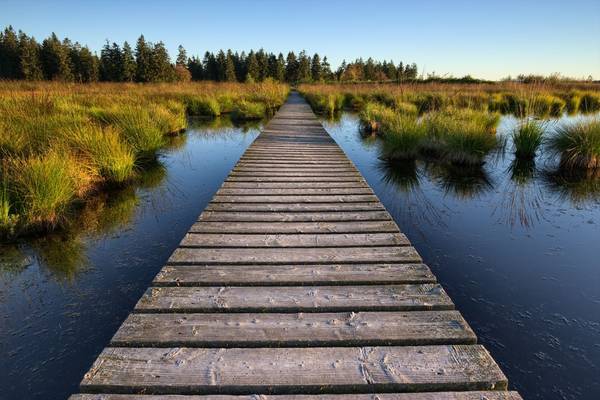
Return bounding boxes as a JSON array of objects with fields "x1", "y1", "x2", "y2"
[
  {"x1": 237, "y1": 160, "x2": 352, "y2": 165},
  {"x1": 204, "y1": 203, "x2": 385, "y2": 212},
  {"x1": 111, "y1": 311, "x2": 477, "y2": 347},
  {"x1": 228, "y1": 173, "x2": 362, "y2": 178},
  {"x1": 79, "y1": 345, "x2": 507, "y2": 394},
  {"x1": 198, "y1": 211, "x2": 391, "y2": 222},
  {"x1": 179, "y1": 233, "x2": 409, "y2": 248},
  {"x1": 135, "y1": 284, "x2": 450, "y2": 312},
  {"x1": 225, "y1": 176, "x2": 366, "y2": 182},
  {"x1": 168, "y1": 246, "x2": 421, "y2": 265},
  {"x1": 70, "y1": 392, "x2": 524, "y2": 400},
  {"x1": 233, "y1": 167, "x2": 357, "y2": 172},
  {"x1": 220, "y1": 181, "x2": 370, "y2": 188},
  {"x1": 189, "y1": 220, "x2": 398, "y2": 234},
  {"x1": 153, "y1": 263, "x2": 436, "y2": 286},
  {"x1": 211, "y1": 195, "x2": 377, "y2": 203},
  {"x1": 216, "y1": 188, "x2": 373, "y2": 196}
]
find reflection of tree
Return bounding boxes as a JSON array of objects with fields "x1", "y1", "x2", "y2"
[
  {"x1": 494, "y1": 158, "x2": 545, "y2": 228},
  {"x1": 424, "y1": 161, "x2": 494, "y2": 200},
  {"x1": 542, "y1": 169, "x2": 600, "y2": 205},
  {"x1": 376, "y1": 158, "x2": 447, "y2": 239}
]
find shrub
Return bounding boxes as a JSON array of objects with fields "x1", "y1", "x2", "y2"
[
  {"x1": 512, "y1": 120, "x2": 545, "y2": 159},
  {"x1": 548, "y1": 119, "x2": 600, "y2": 170}
]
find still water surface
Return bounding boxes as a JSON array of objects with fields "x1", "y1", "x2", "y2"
[{"x1": 1, "y1": 114, "x2": 599, "y2": 399}]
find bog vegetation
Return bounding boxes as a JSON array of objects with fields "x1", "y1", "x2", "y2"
[
  {"x1": 299, "y1": 82, "x2": 600, "y2": 169},
  {"x1": 0, "y1": 81, "x2": 289, "y2": 237}
]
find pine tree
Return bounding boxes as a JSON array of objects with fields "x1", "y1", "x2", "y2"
[
  {"x1": 202, "y1": 51, "x2": 217, "y2": 81},
  {"x1": 0, "y1": 26, "x2": 21, "y2": 79},
  {"x1": 285, "y1": 51, "x2": 298, "y2": 83},
  {"x1": 297, "y1": 51, "x2": 311, "y2": 82},
  {"x1": 135, "y1": 35, "x2": 152, "y2": 82},
  {"x1": 150, "y1": 41, "x2": 174, "y2": 81},
  {"x1": 176, "y1": 45, "x2": 187, "y2": 66},
  {"x1": 121, "y1": 41, "x2": 136, "y2": 82},
  {"x1": 18, "y1": 31, "x2": 43, "y2": 81},
  {"x1": 70, "y1": 43, "x2": 98, "y2": 82},
  {"x1": 215, "y1": 50, "x2": 227, "y2": 81},
  {"x1": 311, "y1": 53, "x2": 322, "y2": 82},
  {"x1": 256, "y1": 49, "x2": 268, "y2": 81},
  {"x1": 246, "y1": 51, "x2": 259, "y2": 82},
  {"x1": 225, "y1": 50, "x2": 237, "y2": 82},
  {"x1": 321, "y1": 56, "x2": 332, "y2": 81},
  {"x1": 275, "y1": 53, "x2": 285, "y2": 82},
  {"x1": 187, "y1": 56, "x2": 203, "y2": 80},
  {"x1": 40, "y1": 33, "x2": 73, "y2": 81}
]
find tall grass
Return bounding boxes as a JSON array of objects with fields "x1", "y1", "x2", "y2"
[
  {"x1": 512, "y1": 120, "x2": 545, "y2": 159},
  {"x1": 380, "y1": 115, "x2": 426, "y2": 159},
  {"x1": 548, "y1": 119, "x2": 600, "y2": 170},
  {"x1": 0, "y1": 81, "x2": 289, "y2": 238}
]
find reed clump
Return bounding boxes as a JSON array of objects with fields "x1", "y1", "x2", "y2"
[
  {"x1": 548, "y1": 119, "x2": 600, "y2": 170},
  {"x1": 512, "y1": 120, "x2": 545, "y2": 159}
]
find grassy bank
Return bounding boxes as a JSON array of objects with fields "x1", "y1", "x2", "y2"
[
  {"x1": 0, "y1": 81, "x2": 289, "y2": 238},
  {"x1": 299, "y1": 82, "x2": 600, "y2": 117}
]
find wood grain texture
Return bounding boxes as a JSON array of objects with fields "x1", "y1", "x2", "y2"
[
  {"x1": 79, "y1": 345, "x2": 507, "y2": 394},
  {"x1": 198, "y1": 211, "x2": 391, "y2": 222},
  {"x1": 152, "y1": 263, "x2": 436, "y2": 286},
  {"x1": 189, "y1": 220, "x2": 399, "y2": 234},
  {"x1": 135, "y1": 284, "x2": 451, "y2": 312},
  {"x1": 204, "y1": 203, "x2": 385, "y2": 212},
  {"x1": 112, "y1": 311, "x2": 476, "y2": 347}
]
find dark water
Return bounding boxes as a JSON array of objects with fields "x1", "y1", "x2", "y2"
[
  {"x1": 1, "y1": 112, "x2": 599, "y2": 400},
  {"x1": 322, "y1": 113, "x2": 600, "y2": 400},
  {"x1": 0, "y1": 118, "x2": 260, "y2": 399}
]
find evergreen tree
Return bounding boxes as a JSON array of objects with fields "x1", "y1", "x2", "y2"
[
  {"x1": 121, "y1": 41, "x2": 136, "y2": 81},
  {"x1": 285, "y1": 51, "x2": 298, "y2": 83},
  {"x1": 40, "y1": 33, "x2": 73, "y2": 81},
  {"x1": 71, "y1": 43, "x2": 98, "y2": 82},
  {"x1": 321, "y1": 56, "x2": 332, "y2": 81},
  {"x1": 176, "y1": 45, "x2": 187, "y2": 66},
  {"x1": 215, "y1": 50, "x2": 227, "y2": 81},
  {"x1": 18, "y1": 31, "x2": 43, "y2": 81},
  {"x1": 187, "y1": 56, "x2": 203, "y2": 80},
  {"x1": 364, "y1": 57, "x2": 375, "y2": 81},
  {"x1": 135, "y1": 35, "x2": 152, "y2": 82},
  {"x1": 202, "y1": 51, "x2": 217, "y2": 81},
  {"x1": 100, "y1": 41, "x2": 121, "y2": 81},
  {"x1": 0, "y1": 26, "x2": 21, "y2": 78},
  {"x1": 311, "y1": 53, "x2": 322, "y2": 82},
  {"x1": 256, "y1": 49, "x2": 268, "y2": 81},
  {"x1": 149, "y1": 41, "x2": 174, "y2": 81},
  {"x1": 246, "y1": 51, "x2": 259, "y2": 82},
  {"x1": 297, "y1": 50, "x2": 311, "y2": 82},
  {"x1": 275, "y1": 53, "x2": 286, "y2": 82},
  {"x1": 225, "y1": 50, "x2": 237, "y2": 82}
]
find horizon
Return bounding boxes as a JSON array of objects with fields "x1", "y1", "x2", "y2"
[{"x1": 1, "y1": 0, "x2": 599, "y2": 81}]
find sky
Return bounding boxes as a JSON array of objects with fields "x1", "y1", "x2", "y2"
[{"x1": 1, "y1": 0, "x2": 599, "y2": 80}]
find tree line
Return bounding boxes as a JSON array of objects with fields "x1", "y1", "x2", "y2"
[{"x1": 0, "y1": 26, "x2": 419, "y2": 83}]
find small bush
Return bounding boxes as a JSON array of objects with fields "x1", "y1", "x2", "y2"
[
  {"x1": 512, "y1": 120, "x2": 544, "y2": 159},
  {"x1": 548, "y1": 119, "x2": 600, "y2": 170}
]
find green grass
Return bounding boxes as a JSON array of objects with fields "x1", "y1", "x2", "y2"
[
  {"x1": 358, "y1": 102, "x2": 396, "y2": 134},
  {"x1": 512, "y1": 120, "x2": 545, "y2": 159},
  {"x1": 185, "y1": 97, "x2": 221, "y2": 117},
  {"x1": 380, "y1": 114, "x2": 426, "y2": 159},
  {"x1": 579, "y1": 92, "x2": 600, "y2": 113},
  {"x1": 232, "y1": 100, "x2": 267, "y2": 121},
  {"x1": 548, "y1": 119, "x2": 600, "y2": 170}
]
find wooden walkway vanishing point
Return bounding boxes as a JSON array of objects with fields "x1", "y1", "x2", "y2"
[{"x1": 70, "y1": 92, "x2": 522, "y2": 400}]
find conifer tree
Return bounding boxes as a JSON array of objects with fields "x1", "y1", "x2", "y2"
[
  {"x1": 40, "y1": 33, "x2": 73, "y2": 81},
  {"x1": 311, "y1": 53, "x2": 322, "y2": 82},
  {"x1": 0, "y1": 26, "x2": 21, "y2": 78},
  {"x1": 225, "y1": 50, "x2": 237, "y2": 82},
  {"x1": 275, "y1": 53, "x2": 286, "y2": 82},
  {"x1": 297, "y1": 50, "x2": 311, "y2": 82},
  {"x1": 18, "y1": 31, "x2": 43, "y2": 80},
  {"x1": 321, "y1": 56, "x2": 332, "y2": 81},
  {"x1": 150, "y1": 41, "x2": 174, "y2": 81},
  {"x1": 246, "y1": 51, "x2": 259, "y2": 82},
  {"x1": 215, "y1": 50, "x2": 227, "y2": 81},
  {"x1": 176, "y1": 45, "x2": 187, "y2": 66},
  {"x1": 135, "y1": 35, "x2": 152, "y2": 82},
  {"x1": 121, "y1": 41, "x2": 136, "y2": 81},
  {"x1": 285, "y1": 51, "x2": 298, "y2": 83}
]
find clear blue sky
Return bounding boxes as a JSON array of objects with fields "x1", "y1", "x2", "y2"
[{"x1": 2, "y1": 0, "x2": 599, "y2": 80}]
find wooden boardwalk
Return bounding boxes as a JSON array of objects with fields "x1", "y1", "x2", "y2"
[{"x1": 70, "y1": 92, "x2": 521, "y2": 400}]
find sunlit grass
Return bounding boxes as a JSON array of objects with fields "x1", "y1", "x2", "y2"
[
  {"x1": 548, "y1": 119, "x2": 600, "y2": 170},
  {"x1": 512, "y1": 120, "x2": 545, "y2": 159}
]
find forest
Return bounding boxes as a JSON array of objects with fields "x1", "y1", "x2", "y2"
[{"x1": 0, "y1": 26, "x2": 419, "y2": 84}]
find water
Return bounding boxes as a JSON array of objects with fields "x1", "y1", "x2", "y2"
[
  {"x1": 322, "y1": 113, "x2": 600, "y2": 400},
  {"x1": 1, "y1": 112, "x2": 599, "y2": 400},
  {"x1": 0, "y1": 118, "x2": 260, "y2": 399}
]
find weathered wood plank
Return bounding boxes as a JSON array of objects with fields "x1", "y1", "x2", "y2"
[
  {"x1": 204, "y1": 203, "x2": 385, "y2": 212},
  {"x1": 179, "y1": 233, "x2": 408, "y2": 248},
  {"x1": 153, "y1": 263, "x2": 436, "y2": 286},
  {"x1": 198, "y1": 211, "x2": 391, "y2": 222},
  {"x1": 70, "y1": 392, "x2": 524, "y2": 400},
  {"x1": 228, "y1": 172, "x2": 362, "y2": 178},
  {"x1": 111, "y1": 311, "x2": 477, "y2": 347},
  {"x1": 216, "y1": 188, "x2": 373, "y2": 196},
  {"x1": 225, "y1": 176, "x2": 366, "y2": 182},
  {"x1": 189, "y1": 220, "x2": 398, "y2": 234},
  {"x1": 135, "y1": 284, "x2": 450, "y2": 312},
  {"x1": 232, "y1": 167, "x2": 358, "y2": 172},
  {"x1": 220, "y1": 181, "x2": 370, "y2": 189},
  {"x1": 211, "y1": 195, "x2": 377, "y2": 203},
  {"x1": 79, "y1": 345, "x2": 506, "y2": 394}
]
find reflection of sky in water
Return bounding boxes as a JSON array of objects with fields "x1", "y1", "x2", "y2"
[
  {"x1": 0, "y1": 119, "x2": 260, "y2": 399},
  {"x1": 322, "y1": 112, "x2": 600, "y2": 400}
]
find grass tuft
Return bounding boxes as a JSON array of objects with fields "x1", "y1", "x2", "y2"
[
  {"x1": 548, "y1": 119, "x2": 600, "y2": 170},
  {"x1": 512, "y1": 120, "x2": 545, "y2": 159}
]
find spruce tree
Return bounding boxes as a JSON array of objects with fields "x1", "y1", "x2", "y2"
[
  {"x1": 275, "y1": 53, "x2": 285, "y2": 82},
  {"x1": 321, "y1": 56, "x2": 332, "y2": 81},
  {"x1": 176, "y1": 45, "x2": 187, "y2": 66},
  {"x1": 40, "y1": 33, "x2": 73, "y2": 81},
  {"x1": 0, "y1": 26, "x2": 21, "y2": 78},
  {"x1": 225, "y1": 50, "x2": 237, "y2": 82},
  {"x1": 202, "y1": 51, "x2": 217, "y2": 81},
  {"x1": 297, "y1": 50, "x2": 311, "y2": 82},
  {"x1": 285, "y1": 51, "x2": 298, "y2": 83},
  {"x1": 311, "y1": 53, "x2": 322, "y2": 82},
  {"x1": 135, "y1": 35, "x2": 152, "y2": 82},
  {"x1": 150, "y1": 41, "x2": 174, "y2": 81},
  {"x1": 18, "y1": 31, "x2": 43, "y2": 81},
  {"x1": 246, "y1": 51, "x2": 259, "y2": 82},
  {"x1": 215, "y1": 50, "x2": 227, "y2": 81},
  {"x1": 187, "y1": 56, "x2": 203, "y2": 80},
  {"x1": 121, "y1": 41, "x2": 136, "y2": 82}
]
